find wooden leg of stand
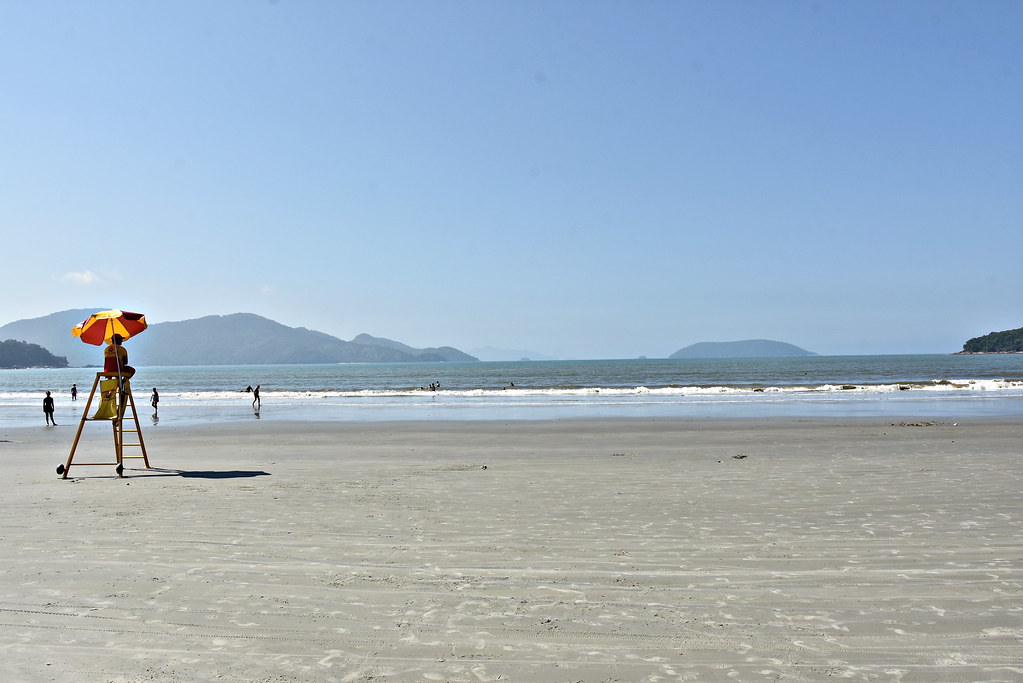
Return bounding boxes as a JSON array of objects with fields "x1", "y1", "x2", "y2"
[
  {"x1": 60, "y1": 373, "x2": 102, "y2": 479},
  {"x1": 62, "y1": 423, "x2": 86, "y2": 479}
]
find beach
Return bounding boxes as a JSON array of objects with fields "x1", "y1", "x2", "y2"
[{"x1": 2, "y1": 418, "x2": 1022, "y2": 681}]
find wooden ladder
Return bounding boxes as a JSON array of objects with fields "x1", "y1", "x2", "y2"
[{"x1": 59, "y1": 371, "x2": 151, "y2": 478}]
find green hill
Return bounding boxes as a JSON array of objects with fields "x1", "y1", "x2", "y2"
[
  {"x1": 0, "y1": 339, "x2": 69, "y2": 368},
  {"x1": 0, "y1": 309, "x2": 97, "y2": 367},
  {"x1": 960, "y1": 326, "x2": 1023, "y2": 353}
]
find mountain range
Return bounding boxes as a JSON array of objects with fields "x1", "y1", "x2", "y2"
[
  {"x1": 0, "y1": 310, "x2": 477, "y2": 367},
  {"x1": 1, "y1": 310, "x2": 825, "y2": 366}
]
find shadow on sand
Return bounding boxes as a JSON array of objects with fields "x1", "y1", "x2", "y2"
[{"x1": 138, "y1": 467, "x2": 271, "y2": 479}]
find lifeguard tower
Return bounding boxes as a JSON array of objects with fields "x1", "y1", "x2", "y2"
[
  {"x1": 58, "y1": 371, "x2": 150, "y2": 478},
  {"x1": 60, "y1": 309, "x2": 152, "y2": 478}
]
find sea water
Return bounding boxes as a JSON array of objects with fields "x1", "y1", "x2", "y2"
[{"x1": 3, "y1": 355, "x2": 1023, "y2": 428}]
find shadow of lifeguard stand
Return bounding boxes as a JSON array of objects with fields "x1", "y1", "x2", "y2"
[{"x1": 58, "y1": 371, "x2": 150, "y2": 478}]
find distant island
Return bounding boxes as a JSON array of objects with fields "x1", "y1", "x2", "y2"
[
  {"x1": 0, "y1": 339, "x2": 69, "y2": 368},
  {"x1": 0, "y1": 310, "x2": 478, "y2": 367},
  {"x1": 469, "y1": 346, "x2": 559, "y2": 362},
  {"x1": 670, "y1": 339, "x2": 817, "y2": 359},
  {"x1": 957, "y1": 326, "x2": 1023, "y2": 354}
]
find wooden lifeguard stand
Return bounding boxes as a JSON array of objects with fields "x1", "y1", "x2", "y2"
[{"x1": 58, "y1": 371, "x2": 151, "y2": 478}]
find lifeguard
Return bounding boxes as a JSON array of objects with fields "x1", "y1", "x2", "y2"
[{"x1": 104, "y1": 334, "x2": 136, "y2": 378}]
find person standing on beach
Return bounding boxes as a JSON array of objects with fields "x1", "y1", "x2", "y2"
[
  {"x1": 70, "y1": 384, "x2": 77, "y2": 401},
  {"x1": 252, "y1": 384, "x2": 261, "y2": 407},
  {"x1": 43, "y1": 391, "x2": 57, "y2": 426},
  {"x1": 151, "y1": 388, "x2": 159, "y2": 413}
]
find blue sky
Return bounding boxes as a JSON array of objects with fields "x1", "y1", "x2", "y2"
[{"x1": 2, "y1": 1, "x2": 1020, "y2": 358}]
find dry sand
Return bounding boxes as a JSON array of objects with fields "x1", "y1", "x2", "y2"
[{"x1": 1, "y1": 417, "x2": 1022, "y2": 682}]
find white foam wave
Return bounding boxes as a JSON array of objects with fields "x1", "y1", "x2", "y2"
[{"x1": 2, "y1": 378, "x2": 1021, "y2": 407}]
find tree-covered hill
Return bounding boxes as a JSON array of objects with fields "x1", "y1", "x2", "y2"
[
  {"x1": 0, "y1": 339, "x2": 69, "y2": 368},
  {"x1": 960, "y1": 327, "x2": 1023, "y2": 353}
]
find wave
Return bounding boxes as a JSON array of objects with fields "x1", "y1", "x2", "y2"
[
  {"x1": 6, "y1": 378, "x2": 1020, "y2": 404},
  {"x1": 272, "y1": 377, "x2": 1022, "y2": 398}
]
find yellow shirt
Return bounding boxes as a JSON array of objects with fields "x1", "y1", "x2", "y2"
[{"x1": 104, "y1": 344, "x2": 128, "y2": 372}]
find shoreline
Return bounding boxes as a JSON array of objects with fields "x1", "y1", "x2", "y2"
[
  {"x1": 6, "y1": 412, "x2": 1021, "y2": 441},
  {"x1": 5, "y1": 388, "x2": 1023, "y2": 430},
  {"x1": 953, "y1": 350, "x2": 1023, "y2": 354},
  {"x1": 3, "y1": 416, "x2": 1022, "y2": 680}
]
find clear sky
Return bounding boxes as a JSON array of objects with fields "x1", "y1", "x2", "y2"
[{"x1": 3, "y1": 1, "x2": 1020, "y2": 358}]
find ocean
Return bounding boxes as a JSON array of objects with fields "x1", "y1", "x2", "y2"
[{"x1": 3, "y1": 354, "x2": 1023, "y2": 428}]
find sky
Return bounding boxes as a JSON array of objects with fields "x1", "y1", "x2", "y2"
[{"x1": 2, "y1": 1, "x2": 1021, "y2": 359}]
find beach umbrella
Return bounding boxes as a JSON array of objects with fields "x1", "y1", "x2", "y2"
[{"x1": 72, "y1": 310, "x2": 148, "y2": 345}]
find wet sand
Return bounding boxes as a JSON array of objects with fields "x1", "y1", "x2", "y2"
[{"x1": 2, "y1": 418, "x2": 1022, "y2": 681}]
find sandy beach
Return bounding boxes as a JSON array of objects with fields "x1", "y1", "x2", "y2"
[{"x1": 2, "y1": 417, "x2": 1021, "y2": 682}]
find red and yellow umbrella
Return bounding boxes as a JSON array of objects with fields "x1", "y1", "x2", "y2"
[{"x1": 71, "y1": 310, "x2": 148, "y2": 346}]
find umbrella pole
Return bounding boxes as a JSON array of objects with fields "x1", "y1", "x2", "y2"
[
  {"x1": 113, "y1": 338, "x2": 129, "y2": 471},
  {"x1": 110, "y1": 337, "x2": 130, "y2": 417}
]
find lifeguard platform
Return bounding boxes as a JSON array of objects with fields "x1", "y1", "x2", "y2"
[{"x1": 58, "y1": 371, "x2": 150, "y2": 478}]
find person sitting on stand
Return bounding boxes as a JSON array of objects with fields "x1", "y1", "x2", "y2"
[
  {"x1": 103, "y1": 334, "x2": 136, "y2": 419},
  {"x1": 104, "y1": 334, "x2": 136, "y2": 379}
]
